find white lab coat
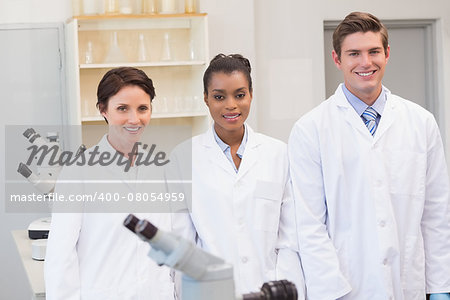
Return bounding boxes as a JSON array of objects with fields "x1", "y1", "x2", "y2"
[
  {"x1": 288, "y1": 84, "x2": 450, "y2": 300},
  {"x1": 170, "y1": 125, "x2": 305, "y2": 297},
  {"x1": 45, "y1": 135, "x2": 174, "y2": 300}
]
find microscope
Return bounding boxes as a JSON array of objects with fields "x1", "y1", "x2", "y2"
[
  {"x1": 16, "y1": 127, "x2": 86, "y2": 195},
  {"x1": 124, "y1": 214, "x2": 298, "y2": 300},
  {"x1": 16, "y1": 128, "x2": 62, "y2": 195},
  {"x1": 16, "y1": 128, "x2": 86, "y2": 240}
]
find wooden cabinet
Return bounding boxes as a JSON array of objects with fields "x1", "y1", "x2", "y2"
[{"x1": 65, "y1": 13, "x2": 210, "y2": 146}]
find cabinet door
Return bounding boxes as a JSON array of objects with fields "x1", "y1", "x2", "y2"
[
  {"x1": 0, "y1": 23, "x2": 70, "y2": 213},
  {"x1": 0, "y1": 23, "x2": 67, "y2": 126}
]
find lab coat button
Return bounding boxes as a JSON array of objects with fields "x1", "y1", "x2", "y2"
[
  {"x1": 241, "y1": 256, "x2": 248, "y2": 263},
  {"x1": 382, "y1": 258, "x2": 388, "y2": 265},
  {"x1": 378, "y1": 220, "x2": 386, "y2": 227}
]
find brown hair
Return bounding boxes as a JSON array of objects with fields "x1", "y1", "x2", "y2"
[
  {"x1": 333, "y1": 12, "x2": 388, "y2": 59},
  {"x1": 96, "y1": 67, "x2": 155, "y2": 119},
  {"x1": 203, "y1": 54, "x2": 252, "y2": 95}
]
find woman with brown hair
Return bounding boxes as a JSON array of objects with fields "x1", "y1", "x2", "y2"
[{"x1": 45, "y1": 67, "x2": 174, "y2": 299}]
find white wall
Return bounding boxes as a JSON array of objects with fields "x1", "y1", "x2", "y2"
[
  {"x1": 0, "y1": 2, "x2": 71, "y2": 300},
  {"x1": 198, "y1": 0, "x2": 258, "y2": 127},
  {"x1": 254, "y1": 0, "x2": 450, "y2": 164},
  {"x1": 0, "y1": 0, "x2": 71, "y2": 23}
]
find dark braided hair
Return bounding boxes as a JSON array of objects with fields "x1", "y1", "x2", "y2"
[{"x1": 203, "y1": 54, "x2": 252, "y2": 95}]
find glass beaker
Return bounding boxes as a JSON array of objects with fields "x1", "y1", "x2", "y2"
[
  {"x1": 119, "y1": 0, "x2": 133, "y2": 14},
  {"x1": 142, "y1": 0, "x2": 157, "y2": 14},
  {"x1": 83, "y1": 0, "x2": 99, "y2": 15},
  {"x1": 105, "y1": 0, "x2": 119, "y2": 14},
  {"x1": 185, "y1": 0, "x2": 195, "y2": 14},
  {"x1": 160, "y1": 0, "x2": 176, "y2": 14}
]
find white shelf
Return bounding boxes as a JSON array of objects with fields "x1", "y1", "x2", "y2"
[
  {"x1": 66, "y1": 14, "x2": 210, "y2": 142},
  {"x1": 80, "y1": 60, "x2": 207, "y2": 69},
  {"x1": 153, "y1": 111, "x2": 209, "y2": 119},
  {"x1": 75, "y1": 14, "x2": 207, "y2": 31},
  {"x1": 81, "y1": 110, "x2": 208, "y2": 122},
  {"x1": 81, "y1": 116, "x2": 104, "y2": 122}
]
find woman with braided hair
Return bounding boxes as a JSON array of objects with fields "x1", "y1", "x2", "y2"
[{"x1": 170, "y1": 54, "x2": 305, "y2": 298}]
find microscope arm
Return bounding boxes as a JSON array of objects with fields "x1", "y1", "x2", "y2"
[{"x1": 124, "y1": 214, "x2": 226, "y2": 280}]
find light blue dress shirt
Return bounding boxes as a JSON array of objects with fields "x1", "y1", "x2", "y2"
[
  {"x1": 430, "y1": 293, "x2": 450, "y2": 299},
  {"x1": 213, "y1": 124, "x2": 248, "y2": 173},
  {"x1": 342, "y1": 84, "x2": 386, "y2": 129}
]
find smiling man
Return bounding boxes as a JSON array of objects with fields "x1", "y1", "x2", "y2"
[{"x1": 288, "y1": 12, "x2": 450, "y2": 300}]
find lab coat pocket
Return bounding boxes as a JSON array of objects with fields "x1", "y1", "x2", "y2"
[
  {"x1": 253, "y1": 180, "x2": 283, "y2": 232},
  {"x1": 402, "y1": 235, "x2": 425, "y2": 290},
  {"x1": 387, "y1": 150, "x2": 426, "y2": 196}
]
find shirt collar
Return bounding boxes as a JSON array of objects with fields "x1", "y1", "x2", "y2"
[
  {"x1": 342, "y1": 84, "x2": 387, "y2": 116},
  {"x1": 212, "y1": 123, "x2": 248, "y2": 158}
]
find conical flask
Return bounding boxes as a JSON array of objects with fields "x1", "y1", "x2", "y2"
[
  {"x1": 138, "y1": 33, "x2": 148, "y2": 62},
  {"x1": 160, "y1": 32, "x2": 172, "y2": 61},
  {"x1": 104, "y1": 31, "x2": 126, "y2": 63},
  {"x1": 85, "y1": 41, "x2": 94, "y2": 64}
]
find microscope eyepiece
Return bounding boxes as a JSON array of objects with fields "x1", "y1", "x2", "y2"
[
  {"x1": 123, "y1": 215, "x2": 159, "y2": 242},
  {"x1": 23, "y1": 128, "x2": 36, "y2": 139},
  {"x1": 136, "y1": 219, "x2": 158, "y2": 240},
  {"x1": 123, "y1": 214, "x2": 140, "y2": 233},
  {"x1": 17, "y1": 162, "x2": 32, "y2": 178}
]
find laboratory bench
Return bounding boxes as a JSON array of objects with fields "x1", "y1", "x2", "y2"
[{"x1": 11, "y1": 230, "x2": 45, "y2": 300}]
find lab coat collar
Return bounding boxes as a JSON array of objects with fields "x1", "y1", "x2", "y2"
[
  {"x1": 202, "y1": 127, "x2": 238, "y2": 176},
  {"x1": 96, "y1": 134, "x2": 143, "y2": 174},
  {"x1": 372, "y1": 88, "x2": 395, "y2": 143},
  {"x1": 237, "y1": 125, "x2": 261, "y2": 179},
  {"x1": 201, "y1": 124, "x2": 262, "y2": 178},
  {"x1": 332, "y1": 84, "x2": 396, "y2": 143}
]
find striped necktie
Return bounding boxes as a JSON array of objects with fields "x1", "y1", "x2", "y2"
[{"x1": 362, "y1": 106, "x2": 378, "y2": 136}]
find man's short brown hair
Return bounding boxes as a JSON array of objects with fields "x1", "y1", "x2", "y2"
[{"x1": 333, "y1": 12, "x2": 388, "y2": 59}]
